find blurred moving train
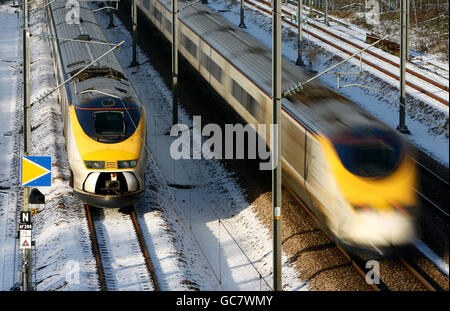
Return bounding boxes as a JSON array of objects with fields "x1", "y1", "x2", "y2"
[
  {"x1": 46, "y1": 0, "x2": 147, "y2": 208},
  {"x1": 131, "y1": 0, "x2": 419, "y2": 255}
]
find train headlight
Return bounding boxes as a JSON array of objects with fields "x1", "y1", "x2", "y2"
[
  {"x1": 84, "y1": 161, "x2": 105, "y2": 169},
  {"x1": 118, "y1": 160, "x2": 138, "y2": 169}
]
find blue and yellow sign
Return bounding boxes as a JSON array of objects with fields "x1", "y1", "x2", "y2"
[{"x1": 21, "y1": 156, "x2": 51, "y2": 187}]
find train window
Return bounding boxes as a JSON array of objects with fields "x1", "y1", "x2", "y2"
[
  {"x1": 231, "y1": 79, "x2": 244, "y2": 103},
  {"x1": 231, "y1": 79, "x2": 257, "y2": 113},
  {"x1": 94, "y1": 111, "x2": 125, "y2": 139},
  {"x1": 210, "y1": 60, "x2": 222, "y2": 83},
  {"x1": 332, "y1": 128, "x2": 402, "y2": 178},
  {"x1": 165, "y1": 17, "x2": 172, "y2": 34},
  {"x1": 201, "y1": 51, "x2": 210, "y2": 71},
  {"x1": 201, "y1": 52, "x2": 222, "y2": 82},
  {"x1": 143, "y1": 0, "x2": 150, "y2": 10},
  {"x1": 181, "y1": 33, "x2": 197, "y2": 58},
  {"x1": 248, "y1": 96, "x2": 258, "y2": 117},
  {"x1": 153, "y1": 7, "x2": 162, "y2": 23}
]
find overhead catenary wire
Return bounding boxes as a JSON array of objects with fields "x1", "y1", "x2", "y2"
[
  {"x1": 34, "y1": 31, "x2": 121, "y2": 47},
  {"x1": 283, "y1": 33, "x2": 391, "y2": 97},
  {"x1": 31, "y1": 39, "x2": 125, "y2": 106},
  {"x1": 337, "y1": 80, "x2": 449, "y2": 134}
]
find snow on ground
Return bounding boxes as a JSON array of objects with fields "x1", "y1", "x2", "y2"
[
  {"x1": 208, "y1": 0, "x2": 449, "y2": 167},
  {"x1": 291, "y1": 1, "x2": 449, "y2": 80},
  {"x1": 280, "y1": 0, "x2": 450, "y2": 91},
  {"x1": 0, "y1": 2, "x2": 20, "y2": 291},
  {"x1": 95, "y1": 7, "x2": 306, "y2": 291}
]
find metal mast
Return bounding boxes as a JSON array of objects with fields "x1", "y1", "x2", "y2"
[
  {"x1": 131, "y1": 0, "x2": 138, "y2": 67},
  {"x1": 296, "y1": 0, "x2": 305, "y2": 66},
  {"x1": 239, "y1": 0, "x2": 247, "y2": 28},
  {"x1": 397, "y1": 0, "x2": 410, "y2": 134},
  {"x1": 272, "y1": 0, "x2": 282, "y2": 291},
  {"x1": 172, "y1": 0, "x2": 179, "y2": 125},
  {"x1": 22, "y1": 0, "x2": 33, "y2": 291}
]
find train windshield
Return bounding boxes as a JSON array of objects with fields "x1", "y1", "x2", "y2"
[
  {"x1": 332, "y1": 127, "x2": 402, "y2": 178},
  {"x1": 94, "y1": 111, "x2": 125, "y2": 140}
]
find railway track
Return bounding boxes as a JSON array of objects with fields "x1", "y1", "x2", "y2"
[
  {"x1": 241, "y1": 0, "x2": 449, "y2": 106},
  {"x1": 287, "y1": 188, "x2": 447, "y2": 291},
  {"x1": 84, "y1": 204, "x2": 160, "y2": 291},
  {"x1": 44, "y1": 0, "x2": 159, "y2": 290}
]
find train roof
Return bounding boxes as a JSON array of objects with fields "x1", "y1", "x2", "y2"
[
  {"x1": 159, "y1": 0, "x2": 378, "y2": 135},
  {"x1": 50, "y1": 0, "x2": 134, "y2": 102}
]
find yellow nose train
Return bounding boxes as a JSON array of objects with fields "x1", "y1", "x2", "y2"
[{"x1": 47, "y1": 1, "x2": 147, "y2": 208}]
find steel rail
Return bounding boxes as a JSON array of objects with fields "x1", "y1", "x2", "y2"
[
  {"x1": 85, "y1": 205, "x2": 160, "y2": 291},
  {"x1": 286, "y1": 189, "x2": 385, "y2": 291},
  {"x1": 399, "y1": 258, "x2": 441, "y2": 291},
  {"x1": 287, "y1": 188, "x2": 447, "y2": 291},
  {"x1": 129, "y1": 208, "x2": 160, "y2": 291},
  {"x1": 84, "y1": 204, "x2": 107, "y2": 291},
  {"x1": 279, "y1": 0, "x2": 449, "y2": 93},
  {"x1": 243, "y1": 0, "x2": 449, "y2": 106}
]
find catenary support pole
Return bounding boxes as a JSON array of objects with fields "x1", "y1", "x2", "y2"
[
  {"x1": 23, "y1": 0, "x2": 30, "y2": 155},
  {"x1": 107, "y1": 1, "x2": 115, "y2": 29},
  {"x1": 131, "y1": 0, "x2": 138, "y2": 66},
  {"x1": 272, "y1": 0, "x2": 282, "y2": 291},
  {"x1": 406, "y1": 0, "x2": 410, "y2": 61},
  {"x1": 296, "y1": 0, "x2": 305, "y2": 65},
  {"x1": 172, "y1": 0, "x2": 179, "y2": 125},
  {"x1": 239, "y1": 0, "x2": 247, "y2": 28},
  {"x1": 22, "y1": 0, "x2": 33, "y2": 291},
  {"x1": 397, "y1": 0, "x2": 410, "y2": 134}
]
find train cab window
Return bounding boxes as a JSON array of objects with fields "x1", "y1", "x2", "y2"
[
  {"x1": 332, "y1": 128, "x2": 402, "y2": 178},
  {"x1": 94, "y1": 111, "x2": 125, "y2": 141}
]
